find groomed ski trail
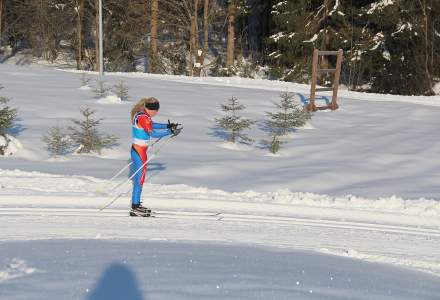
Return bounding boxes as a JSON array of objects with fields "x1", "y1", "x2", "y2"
[
  {"x1": 1, "y1": 196, "x2": 440, "y2": 277},
  {"x1": 0, "y1": 207, "x2": 439, "y2": 238}
]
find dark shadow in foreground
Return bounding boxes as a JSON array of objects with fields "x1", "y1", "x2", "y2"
[{"x1": 87, "y1": 263, "x2": 145, "y2": 300}]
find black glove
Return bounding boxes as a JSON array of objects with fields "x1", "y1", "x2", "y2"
[
  {"x1": 167, "y1": 120, "x2": 179, "y2": 130},
  {"x1": 168, "y1": 119, "x2": 181, "y2": 135},
  {"x1": 171, "y1": 127, "x2": 182, "y2": 136}
]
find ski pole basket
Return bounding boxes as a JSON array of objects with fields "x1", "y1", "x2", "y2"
[{"x1": 307, "y1": 49, "x2": 343, "y2": 112}]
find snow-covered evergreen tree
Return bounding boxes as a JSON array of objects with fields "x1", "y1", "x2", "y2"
[
  {"x1": 94, "y1": 79, "x2": 110, "y2": 98},
  {"x1": 79, "y1": 73, "x2": 91, "y2": 87},
  {"x1": 215, "y1": 96, "x2": 254, "y2": 144},
  {"x1": 43, "y1": 125, "x2": 71, "y2": 156},
  {"x1": 69, "y1": 107, "x2": 119, "y2": 154},
  {"x1": 266, "y1": 92, "x2": 311, "y2": 136},
  {"x1": 112, "y1": 80, "x2": 129, "y2": 101},
  {"x1": 261, "y1": 92, "x2": 310, "y2": 154},
  {"x1": 353, "y1": 0, "x2": 437, "y2": 95},
  {"x1": 268, "y1": 0, "x2": 353, "y2": 83},
  {"x1": 0, "y1": 85, "x2": 17, "y2": 156}
]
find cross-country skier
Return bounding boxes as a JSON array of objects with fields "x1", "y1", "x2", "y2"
[{"x1": 130, "y1": 97, "x2": 181, "y2": 217}]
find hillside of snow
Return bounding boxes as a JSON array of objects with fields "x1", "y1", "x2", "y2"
[
  {"x1": 1, "y1": 64, "x2": 440, "y2": 198},
  {"x1": 0, "y1": 64, "x2": 439, "y2": 299}
]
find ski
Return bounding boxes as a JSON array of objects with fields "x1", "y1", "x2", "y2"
[
  {"x1": 146, "y1": 211, "x2": 222, "y2": 221},
  {"x1": 129, "y1": 210, "x2": 151, "y2": 217},
  {"x1": 152, "y1": 210, "x2": 221, "y2": 217},
  {"x1": 127, "y1": 210, "x2": 222, "y2": 219}
]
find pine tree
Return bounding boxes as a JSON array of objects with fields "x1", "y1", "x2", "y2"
[
  {"x1": 112, "y1": 80, "x2": 129, "y2": 101},
  {"x1": 215, "y1": 96, "x2": 254, "y2": 144},
  {"x1": 266, "y1": 92, "x2": 311, "y2": 136},
  {"x1": 354, "y1": 0, "x2": 437, "y2": 95},
  {"x1": 268, "y1": 0, "x2": 354, "y2": 83},
  {"x1": 0, "y1": 85, "x2": 17, "y2": 156},
  {"x1": 79, "y1": 72, "x2": 91, "y2": 87},
  {"x1": 94, "y1": 79, "x2": 110, "y2": 98},
  {"x1": 43, "y1": 125, "x2": 71, "y2": 156},
  {"x1": 0, "y1": 85, "x2": 16, "y2": 137},
  {"x1": 69, "y1": 107, "x2": 118, "y2": 154}
]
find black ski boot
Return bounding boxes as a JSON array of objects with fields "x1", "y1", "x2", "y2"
[
  {"x1": 130, "y1": 204, "x2": 151, "y2": 217},
  {"x1": 139, "y1": 202, "x2": 152, "y2": 214}
]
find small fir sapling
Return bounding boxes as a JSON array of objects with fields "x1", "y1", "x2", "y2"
[
  {"x1": 0, "y1": 85, "x2": 17, "y2": 156},
  {"x1": 261, "y1": 133, "x2": 285, "y2": 155},
  {"x1": 94, "y1": 78, "x2": 110, "y2": 98},
  {"x1": 261, "y1": 92, "x2": 311, "y2": 154},
  {"x1": 215, "y1": 96, "x2": 255, "y2": 144},
  {"x1": 112, "y1": 80, "x2": 129, "y2": 101},
  {"x1": 79, "y1": 72, "x2": 91, "y2": 87},
  {"x1": 266, "y1": 92, "x2": 311, "y2": 136},
  {"x1": 43, "y1": 125, "x2": 71, "y2": 156},
  {"x1": 69, "y1": 107, "x2": 119, "y2": 154}
]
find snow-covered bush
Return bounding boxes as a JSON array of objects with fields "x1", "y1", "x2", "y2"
[
  {"x1": 79, "y1": 72, "x2": 91, "y2": 87},
  {"x1": 69, "y1": 107, "x2": 119, "y2": 154},
  {"x1": 94, "y1": 79, "x2": 110, "y2": 98},
  {"x1": 112, "y1": 80, "x2": 129, "y2": 101},
  {"x1": 0, "y1": 85, "x2": 17, "y2": 156},
  {"x1": 215, "y1": 96, "x2": 254, "y2": 144},
  {"x1": 266, "y1": 92, "x2": 311, "y2": 136},
  {"x1": 209, "y1": 57, "x2": 264, "y2": 79},
  {"x1": 209, "y1": 56, "x2": 230, "y2": 77},
  {"x1": 0, "y1": 135, "x2": 22, "y2": 156},
  {"x1": 43, "y1": 125, "x2": 72, "y2": 157}
]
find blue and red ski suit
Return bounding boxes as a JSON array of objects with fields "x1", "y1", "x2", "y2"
[{"x1": 131, "y1": 110, "x2": 172, "y2": 205}]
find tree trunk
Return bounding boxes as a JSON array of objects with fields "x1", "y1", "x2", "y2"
[
  {"x1": 0, "y1": 0, "x2": 3, "y2": 47},
  {"x1": 95, "y1": 0, "x2": 100, "y2": 72},
  {"x1": 193, "y1": 0, "x2": 209, "y2": 76},
  {"x1": 150, "y1": 0, "x2": 158, "y2": 73},
  {"x1": 226, "y1": 0, "x2": 236, "y2": 69},
  {"x1": 189, "y1": 0, "x2": 199, "y2": 76},
  {"x1": 419, "y1": 0, "x2": 433, "y2": 94},
  {"x1": 76, "y1": 0, "x2": 84, "y2": 70}
]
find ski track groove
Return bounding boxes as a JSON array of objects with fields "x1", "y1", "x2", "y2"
[{"x1": 0, "y1": 207, "x2": 439, "y2": 238}]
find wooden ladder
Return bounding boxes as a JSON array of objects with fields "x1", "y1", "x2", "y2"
[{"x1": 307, "y1": 49, "x2": 343, "y2": 112}]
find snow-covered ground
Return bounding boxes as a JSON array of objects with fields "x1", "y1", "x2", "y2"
[
  {"x1": 1, "y1": 63, "x2": 440, "y2": 299},
  {"x1": 1, "y1": 240, "x2": 440, "y2": 300}
]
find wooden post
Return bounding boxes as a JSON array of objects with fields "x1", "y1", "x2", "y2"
[
  {"x1": 331, "y1": 49, "x2": 343, "y2": 110},
  {"x1": 308, "y1": 49, "x2": 319, "y2": 112}
]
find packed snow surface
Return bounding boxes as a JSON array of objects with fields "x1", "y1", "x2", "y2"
[
  {"x1": 0, "y1": 64, "x2": 440, "y2": 299},
  {"x1": 1, "y1": 240, "x2": 439, "y2": 300}
]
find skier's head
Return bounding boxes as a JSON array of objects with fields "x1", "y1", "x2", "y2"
[{"x1": 131, "y1": 97, "x2": 160, "y2": 121}]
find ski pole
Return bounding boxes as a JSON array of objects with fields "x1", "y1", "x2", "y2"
[
  {"x1": 102, "y1": 135, "x2": 176, "y2": 203},
  {"x1": 99, "y1": 154, "x2": 158, "y2": 211},
  {"x1": 106, "y1": 136, "x2": 169, "y2": 192},
  {"x1": 107, "y1": 137, "x2": 164, "y2": 182},
  {"x1": 99, "y1": 136, "x2": 175, "y2": 211},
  {"x1": 109, "y1": 162, "x2": 132, "y2": 182}
]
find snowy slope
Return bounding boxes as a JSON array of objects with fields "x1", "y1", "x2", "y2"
[
  {"x1": 1, "y1": 64, "x2": 440, "y2": 299},
  {"x1": 1, "y1": 64, "x2": 440, "y2": 198}
]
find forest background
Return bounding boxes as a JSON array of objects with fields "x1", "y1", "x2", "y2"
[{"x1": 0, "y1": 0, "x2": 439, "y2": 96}]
